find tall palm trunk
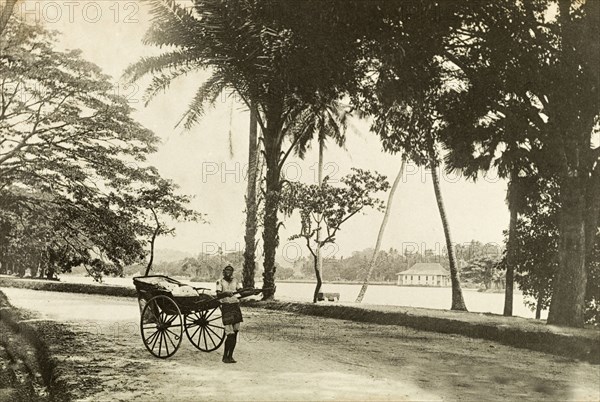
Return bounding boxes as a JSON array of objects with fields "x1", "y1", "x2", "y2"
[
  {"x1": 242, "y1": 105, "x2": 258, "y2": 288},
  {"x1": 356, "y1": 157, "x2": 406, "y2": 303},
  {"x1": 261, "y1": 122, "x2": 282, "y2": 300},
  {"x1": 428, "y1": 138, "x2": 467, "y2": 311},
  {"x1": 503, "y1": 170, "x2": 518, "y2": 316},
  {"x1": 314, "y1": 135, "x2": 324, "y2": 301}
]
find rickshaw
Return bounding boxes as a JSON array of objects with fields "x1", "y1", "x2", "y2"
[{"x1": 133, "y1": 275, "x2": 261, "y2": 358}]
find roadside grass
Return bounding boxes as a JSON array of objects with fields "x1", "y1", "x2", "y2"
[{"x1": 0, "y1": 291, "x2": 72, "y2": 401}]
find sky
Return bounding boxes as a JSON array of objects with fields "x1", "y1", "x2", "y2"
[{"x1": 16, "y1": 0, "x2": 509, "y2": 262}]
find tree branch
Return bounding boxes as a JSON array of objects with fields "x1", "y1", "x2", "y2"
[
  {"x1": 0, "y1": 103, "x2": 45, "y2": 165},
  {"x1": 304, "y1": 235, "x2": 316, "y2": 259},
  {"x1": 0, "y1": 0, "x2": 18, "y2": 36}
]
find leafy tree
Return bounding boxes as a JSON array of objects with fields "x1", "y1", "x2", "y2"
[
  {"x1": 0, "y1": 188, "x2": 145, "y2": 279},
  {"x1": 512, "y1": 177, "x2": 600, "y2": 323},
  {"x1": 0, "y1": 17, "x2": 200, "y2": 281},
  {"x1": 282, "y1": 242, "x2": 502, "y2": 284},
  {"x1": 120, "y1": 178, "x2": 203, "y2": 276},
  {"x1": 513, "y1": 207, "x2": 558, "y2": 319},
  {"x1": 0, "y1": 0, "x2": 17, "y2": 36},
  {"x1": 462, "y1": 256, "x2": 505, "y2": 291},
  {"x1": 440, "y1": 0, "x2": 599, "y2": 327},
  {"x1": 137, "y1": 249, "x2": 246, "y2": 281},
  {"x1": 362, "y1": 247, "x2": 407, "y2": 283},
  {"x1": 275, "y1": 265, "x2": 294, "y2": 280},
  {"x1": 0, "y1": 18, "x2": 157, "y2": 192},
  {"x1": 280, "y1": 168, "x2": 389, "y2": 302},
  {"x1": 455, "y1": 241, "x2": 502, "y2": 263},
  {"x1": 286, "y1": 97, "x2": 351, "y2": 293},
  {"x1": 127, "y1": 0, "x2": 377, "y2": 299},
  {"x1": 180, "y1": 257, "x2": 200, "y2": 275}
]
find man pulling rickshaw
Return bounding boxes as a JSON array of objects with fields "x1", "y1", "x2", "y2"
[
  {"x1": 133, "y1": 265, "x2": 263, "y2": 360},
  {"x1": 216, "y1": 264, "x2": 243, "y2": 363}
]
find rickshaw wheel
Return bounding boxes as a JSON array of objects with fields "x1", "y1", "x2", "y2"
[
  {"x1": 184, "y1": 307, "x2": 225, "y2": 352},
  {"x1": 140, "y1": 295, "x2": 183, "y2": 359}
]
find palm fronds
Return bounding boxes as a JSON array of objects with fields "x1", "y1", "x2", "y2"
[
  {"x1": 142, "y1": 0, "x2": 202, "y2": 48},
  {"x1": 141, "y1": 64, "x2": 200, "y2": 106},
  {"x1": 177, "y1": 72, "x2": 227, "y2": 130},
  {"x1": 125, "y1": 0, "x2": 269, "y2": 130},
  {"x1": 286, "y1": 99, "x2": 352, "y2": 159},
  {"x1": 123, "y1": 51, "x2": 202, "y2": 83}
]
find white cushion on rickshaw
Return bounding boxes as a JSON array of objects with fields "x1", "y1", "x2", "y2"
[
  {"x1": 155, "y1": 280, "x2": 197, "y2": 296},
  {"x1": 171, "y1": 285, "x2": 198, "y2": 297}
]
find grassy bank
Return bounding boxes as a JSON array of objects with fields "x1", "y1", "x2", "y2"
[
  {"x1": 0, "y1": 290, "x2": 71, "y2": 401},
  {"x1": 248, "y1": 301, "x2": 599, "y2": 364},
  {"x1": 0, "y1": 276, "x2": 136, "y2": 297}
]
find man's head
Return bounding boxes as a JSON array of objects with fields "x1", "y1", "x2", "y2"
[{"x1": 223, "y1": 265, "x2": 234, "y2": 279}]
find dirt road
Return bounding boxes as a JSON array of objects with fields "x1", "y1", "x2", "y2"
[{"x1": 2, "y1": 288, "x2": 599, "y2": 401}]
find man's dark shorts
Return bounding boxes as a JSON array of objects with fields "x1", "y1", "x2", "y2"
[{"x1": 221, "y1": 303, "x2": 243, "y2": 333}]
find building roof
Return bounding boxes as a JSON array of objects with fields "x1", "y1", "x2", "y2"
[{"x1": 397, "y1": 263, "x2": 449, "y2": 276}]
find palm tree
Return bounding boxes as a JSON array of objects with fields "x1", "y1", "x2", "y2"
[
  {"x1": 287, "y1": 100, "x2": 348, "y2": 165},
  {"x1": 356, "y1": 156, "x2": 406, "y2": 303},
  {"x1": 503, "y1": 165, "x2": 534, "y2": 316},
  {"x1": 124, "y1": 0, "x2": 269, "y2": 287},
  {"x1": 370, "y1": 92, "x2": 468, "y2": 311},
  {"x1": 504, "y1": 169, "x2": 518, "y2": 315},
  {"x1": 242, "y1": 105, "x2": 259, "y2": 288},
  {"x1": 126, "y1": 0, "x2": 356, "y2": 299},
  {"x1": 428, "y1": 136, "x2": 467, "y2": 311},
  {"x1": 286, "y1": 99, "x2": 349, "y2": 297}
]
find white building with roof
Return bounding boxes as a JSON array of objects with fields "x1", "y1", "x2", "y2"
[{"x1": 396, "y1": 263, "x2": 450, "y2": 287}]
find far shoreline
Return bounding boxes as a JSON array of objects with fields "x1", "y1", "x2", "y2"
[{"x1": 60, "y1": 273, "x2": 517, "y2": 292}]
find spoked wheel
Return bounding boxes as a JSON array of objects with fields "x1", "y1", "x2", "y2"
[
  {"x1": 140, "y1": 295, "x2": 183, "y2": 358},
  {"x1": 184, "y1": 307, "x2": 225, "y2": 352}
]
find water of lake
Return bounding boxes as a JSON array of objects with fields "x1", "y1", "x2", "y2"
[{"x1": 59, "y1": 275, "x2": 546, "y2": 320}]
